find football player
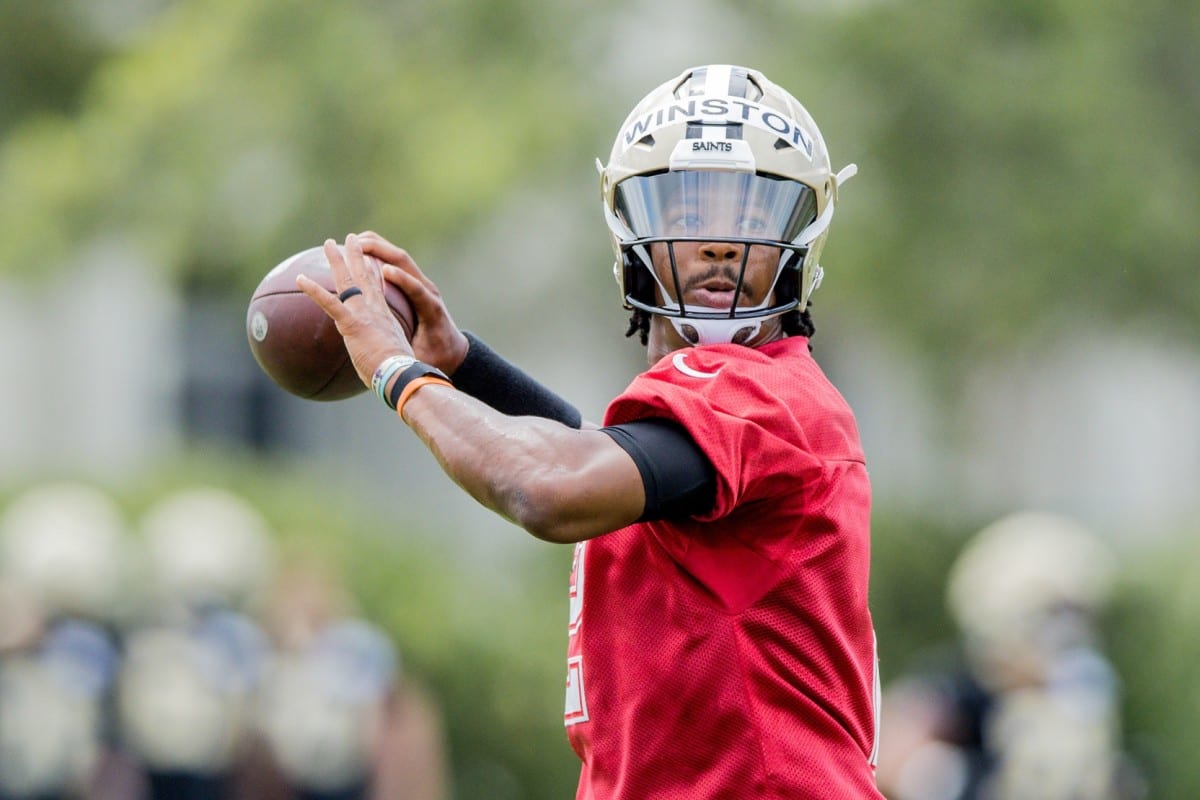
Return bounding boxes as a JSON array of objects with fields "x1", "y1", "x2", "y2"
[
  {"x1": 300, "y1": 64, "x2": 881, "y2": 799},
  {"x1": 875, "y1": 513, "x2": 1143, "y2": 800}
]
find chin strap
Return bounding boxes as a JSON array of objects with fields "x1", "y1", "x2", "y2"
[
  {"x1": 661, "y1": 298, "x2": 778, "y2": 346},
  {"x1": 669, "y1": 315, "x2": 764, "y2": 346}
]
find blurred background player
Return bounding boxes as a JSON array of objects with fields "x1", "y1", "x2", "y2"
[
  {"x1": 875, "y1": 511, "x2": 1147, "y2": 800},
  {"x1": 252, "y1": 561, "x2": 449, "y2": 800},
  {"x1": 0, "y1": 482, "x2": 126, "y2": 800},
  {"x1": 116, "y1": 486, "x2": 273, "y2": 800},
  {"x1": 0, "y1": 481, "x2": 446, "y2": 800}
]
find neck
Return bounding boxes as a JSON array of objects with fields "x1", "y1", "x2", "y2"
[{"x1": 645, "y1": 315, "x2": 785, "y2": 366}]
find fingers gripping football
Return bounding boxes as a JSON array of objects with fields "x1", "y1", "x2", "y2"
[
  {"x1": 357, "y1": 231, "x2": 469, "y2": 375},
  {"x1": 297, "y1": 234, "x2": 415, "y2": 387}
]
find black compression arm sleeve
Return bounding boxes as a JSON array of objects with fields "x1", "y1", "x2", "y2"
[
  {"x1": 450, "y1": 331, "x2": 583, "y2": 429},
  {"x1": 600, "y1": 419, "x2": 717, "y2": 521}
]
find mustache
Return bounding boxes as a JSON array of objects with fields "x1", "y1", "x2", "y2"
[{"x1": 681, "y1": 264, "x2": 750, "y2": 297}]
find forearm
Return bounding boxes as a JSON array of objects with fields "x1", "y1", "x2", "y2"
[
  {"x1": 399, "y1": 384, "x2": 642, "y2": 543},
  {"x1": 450, "y1": 332, "x2": 584, "y2": 428}
]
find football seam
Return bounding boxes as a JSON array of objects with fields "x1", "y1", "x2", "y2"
[
  {"x1": 307, "y1": 349, "x2": 356, "y2": 399},
  {"x1": 250, "y1": 290, "x2": 414, "y2": 332},
  {"x1": 251, "y1": 288, "x2": 326, "y2": 299}
]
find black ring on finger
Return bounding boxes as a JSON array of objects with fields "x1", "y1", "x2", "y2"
[{"x1": 338, "y1": 286, "x2": 363, "y2": 302}]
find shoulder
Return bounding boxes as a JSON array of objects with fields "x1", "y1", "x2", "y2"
[
  {"x1": 622, "y1": 337, "x2": 833, "y2": 412},
  {"x1": 606, "y1": 336, "x2": 862, "y2": 462}
]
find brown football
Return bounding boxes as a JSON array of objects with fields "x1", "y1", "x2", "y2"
[{"x1": 246, "y1": 245, "x2": 416, "y2": 401}]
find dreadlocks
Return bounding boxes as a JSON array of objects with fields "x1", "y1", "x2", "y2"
[{"x1": 625, "y1": 308, "x2": 651, "y2": 345}]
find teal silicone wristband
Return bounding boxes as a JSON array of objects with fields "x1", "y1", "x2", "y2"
[{"x1": 371, "y1": 355, "x2": 415, "y2": 408}]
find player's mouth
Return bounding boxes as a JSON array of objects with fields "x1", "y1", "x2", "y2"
[
  {"x1": 687, "y1": 287, "x2": 737, "y2": 309},
  {"x1": 684, "y1": 275, "x2": 749, "y2": 309}
]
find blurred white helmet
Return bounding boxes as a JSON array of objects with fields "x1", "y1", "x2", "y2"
[
  {"x1": 947, "y1": 512, "x2": 1116, "y2": 658},
  {"x1": 0, "y1": 482, "x2": 128, "y2": 619},
  {"x1": 140, "y1": 487, "x2": 274, "y2": 611}
]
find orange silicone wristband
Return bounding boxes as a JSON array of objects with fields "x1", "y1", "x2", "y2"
[{"x1": 396, "y1": 375, "x2": 454, "y2": 422}]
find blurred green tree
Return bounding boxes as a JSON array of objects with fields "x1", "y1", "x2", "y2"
[
  {"x1": 0, "y1": 3, "x2": 111, "y2": 130},
  {"x1": 804, "y1": 0, "x2": 1200, "y2": 365},
  {"x1": 0, "y1": 0, "x2": 599, "y2": 294}
]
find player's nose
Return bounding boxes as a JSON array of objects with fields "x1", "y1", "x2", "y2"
[{"x1": 699, "y1": 241, "x2": 743, "y2": 261}]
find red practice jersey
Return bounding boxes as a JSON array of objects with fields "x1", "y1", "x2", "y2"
[{"x1": 565, "y1": 336, "x2": 882, "y2": 799}]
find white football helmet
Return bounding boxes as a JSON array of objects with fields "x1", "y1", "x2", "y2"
[
  {"x1": 599, "y1": 64, "x2": 856, "y2": 345},
  {"x1": 947, "y1": 512, "x2": 1116, "y2": 645},
  {"x1": 140, "y1": 486, "x2": 275, "y2": 612},
  {"x1": 0, "y1": 481, "x2": 128, "y2": 620},
  {"x1": 947, "y1": 511, "x2": 1116, "y2": 689}
]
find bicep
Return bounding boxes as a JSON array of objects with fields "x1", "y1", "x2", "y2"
[
  {"x1": 401, "y1": 386, "x2": 711, "y2": 543},
  {"x1": 401, "y1": 384, "x2": 641, "y2": 542},
  {"x1": 514, "y1": 426, "x2": 647, "y2": 542},
  {"x1": 528, "y1": 419, "x2": 716, "y2": 541}
]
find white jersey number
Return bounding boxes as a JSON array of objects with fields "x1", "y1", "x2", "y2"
[{"x1": 564, "y1": 542, "x2": 589, "y2": 726}]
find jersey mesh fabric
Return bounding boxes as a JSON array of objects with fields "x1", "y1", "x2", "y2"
[{"x1": 565, "y1": 337, "x2": 883, "y2": 800}]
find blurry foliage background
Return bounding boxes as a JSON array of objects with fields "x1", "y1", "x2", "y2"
[{"x1": 1, "y1": 0, "x2": 1198, "y2": 797}]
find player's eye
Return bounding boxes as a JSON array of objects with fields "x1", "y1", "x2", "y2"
[
  {"x1": 737, "y1": 216, "x2": 769, "y2": 235},
  {"x1": 666, "y1": 212, "x2": 704, "y2": 234}
]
